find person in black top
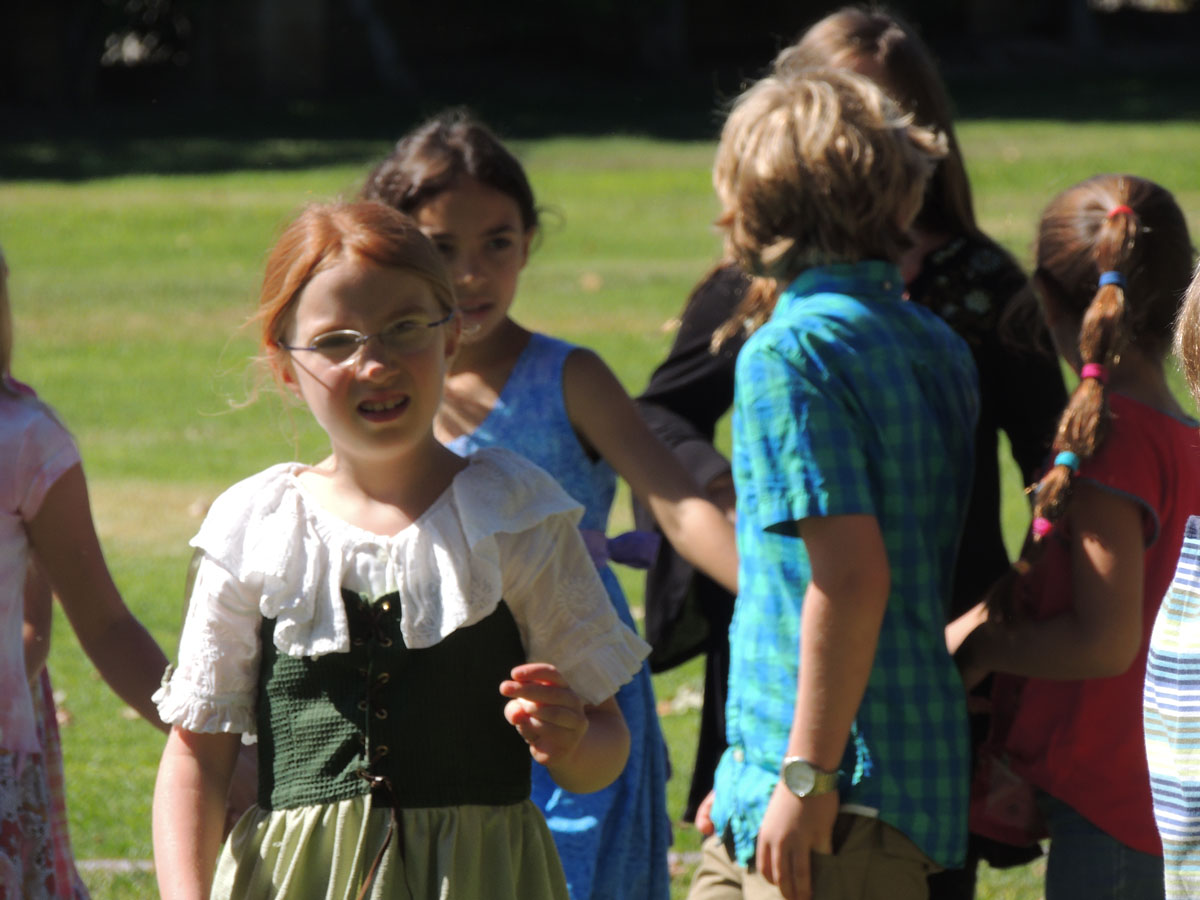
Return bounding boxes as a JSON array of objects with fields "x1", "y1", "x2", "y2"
[
  {"x1": 633, "y1": 265, "x2": 748, "y2": 825},
  {"x1": 635, "y1": 8, "x2": 1068, "y2": 897}
]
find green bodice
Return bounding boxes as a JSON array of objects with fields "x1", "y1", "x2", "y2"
[{"x1": 256, "y1": 590, "x2": 531, "y2": 810}]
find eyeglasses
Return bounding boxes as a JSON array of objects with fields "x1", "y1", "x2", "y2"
[{"x1": 278, "y1": 311, "x2": 455, "y2": 365}]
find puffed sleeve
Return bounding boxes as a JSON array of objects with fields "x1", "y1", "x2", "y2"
[
  {"x1": 498, "y1": 512, "x2": 650, "y2": 706},
  {"x1": 9, "y1": 399, "x2": 80, "y2": 522},
  {"x1": 153, "y1": 550, "x2": 263, "y2": 736}
]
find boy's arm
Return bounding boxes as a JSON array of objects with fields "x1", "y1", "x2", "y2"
[{"x1": 756, "y1": 513, "x2": 890, "y2": 900}]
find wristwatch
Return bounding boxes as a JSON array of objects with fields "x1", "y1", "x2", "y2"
[{"x1": 780, "y1": 756, "x2": 840, "y2": 798}]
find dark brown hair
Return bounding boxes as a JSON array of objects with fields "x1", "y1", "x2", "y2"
[
  {"x1": 774, "y1": 5, "x2": 976, "y2": 239},
  {"x1": 361, "y1": 108, "x2": 538, "y2": 232}
]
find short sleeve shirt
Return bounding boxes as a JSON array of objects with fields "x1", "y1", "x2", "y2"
[
  {"x1": 1, "y1": 389, "x2": 80, "y2": 752},
  {"x1": 1006, "y1": 394, "x2": 1200, "y2": 855},
  {"x1": 1147, "y1": 516, "x2": 1200, "y2": 898},
  {"x1": 711, "y1": 262, "x2": 979, "y2": 869}
]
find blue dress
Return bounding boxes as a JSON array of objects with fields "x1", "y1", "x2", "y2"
[{"x1": 445, "y1": 333, "x2": 671, "y2": 900}]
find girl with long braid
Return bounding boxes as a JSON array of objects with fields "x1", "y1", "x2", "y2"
[{"x1": 950, "y1": 174, "x2": 1200, "y2": 900}]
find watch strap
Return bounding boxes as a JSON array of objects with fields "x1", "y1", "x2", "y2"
[{"x1": 781, "y1": 756, "x2": 841, "y2": 798}]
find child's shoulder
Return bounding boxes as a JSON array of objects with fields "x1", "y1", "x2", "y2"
[
  {"x1": 193, "y1": 462, "x2": 306, "y2": 556},
  {"x1": 527, "y1": 331, "x2": 577, "y2": 353},
  {"x1": 206, "y1": 462, "x2": 302, "y2": 516},
  {"x1": 522, "y1": 331, "x2": 581, "y2": 368},
  {"x1": 1088, "y1": 394, "x2": 1200, "y2": 488},
  {"x1": 0, "y1": 386, "x2": 77, "y2": 464}
]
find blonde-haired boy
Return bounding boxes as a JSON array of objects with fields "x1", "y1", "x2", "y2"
[{"x1": 691, "y1": 69, "x2": 979, "y2": 900}]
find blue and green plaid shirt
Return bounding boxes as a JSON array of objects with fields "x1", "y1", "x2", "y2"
[{"x1": 711, "y1": 261, "x2": 978, "y2": 868}]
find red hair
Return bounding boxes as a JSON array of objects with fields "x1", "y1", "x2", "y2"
[{"x1": 255, "y1": 201, "x2": 456, "y2": 380}]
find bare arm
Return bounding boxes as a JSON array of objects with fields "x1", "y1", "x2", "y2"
[
  {"x1": 954, "y1": 482, "x2": 1144, "y2": 685},
  {"x1": 563, "y1": 349, "x2": 738, "y2": 593},
  {"x1": 25, "y1": 463, "x2": 169, "y2": 731},
  {"x1": 23, "y1": 562, "x2": 53, "y2": 682},
  {"x1": 153, "y1": 727, "x2": 241, "y2": 900},
  {"x1": 501, "y1": 662, "x2": 630, "y2": 794},
  {"x1": 756, "y1": 515, "x2": 890, "y2": 900}
]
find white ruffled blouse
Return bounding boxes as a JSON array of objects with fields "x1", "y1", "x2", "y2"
[{"x1": 154, "y1": 447, "x2": 650, "y2": 738}]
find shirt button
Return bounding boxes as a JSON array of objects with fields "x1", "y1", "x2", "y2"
[{"x1": 733, "y1": 748, "x2": 745, "y2": 763}]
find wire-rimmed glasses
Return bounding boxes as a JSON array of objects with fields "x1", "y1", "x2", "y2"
[{"x1": 278, "y1": 311, "x2": 455, "y2": 366}]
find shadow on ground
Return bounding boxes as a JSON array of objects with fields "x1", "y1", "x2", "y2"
[{"x1": 2, "y1": 51, "x2": 1198, "y2": 182}]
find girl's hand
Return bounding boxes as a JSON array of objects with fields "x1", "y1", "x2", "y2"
[
  {"x1": 223, "y1": 743, "x2": 259, "y2": 838},
  {"x1": 500, "y1": 662, "x2": 589, "y2": 766},
  {"x1": 945, "y1": 601, "x2": 988, "y2": 656},
  {"x1": 23, "y1": 563, "x2": 54, "y2": 683}
]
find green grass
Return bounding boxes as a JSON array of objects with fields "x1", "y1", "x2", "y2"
[{"x1": 6, "y1": 115, "x2": 1199, "y2": 899}]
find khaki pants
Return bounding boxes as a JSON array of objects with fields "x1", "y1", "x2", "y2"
[{"x1": 688, "y1": 814, "x2": 939, "y2": 900}]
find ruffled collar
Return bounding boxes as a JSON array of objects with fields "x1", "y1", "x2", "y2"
[{"x1": 190, "y1": 447, "x2": 582, "y2": 658}]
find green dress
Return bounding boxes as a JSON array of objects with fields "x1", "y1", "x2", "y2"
[{"x1": 154, "y1": 449, "x2": 651, "y2": 900}]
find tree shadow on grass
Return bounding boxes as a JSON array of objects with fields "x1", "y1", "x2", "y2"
[{"x1": 2, "y1": 61, "x2": 1198, "y2": 182}]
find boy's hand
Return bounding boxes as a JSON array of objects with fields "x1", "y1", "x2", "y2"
[
  {"x1": 500, "y1": 662, "x2": 589, "y2": 766},
  {"x1": 695, "y1": 789, "x2": 716, "y2": 835},
  {"x1": 755, "y1": 781, "x2": 838, "y2": 900}
]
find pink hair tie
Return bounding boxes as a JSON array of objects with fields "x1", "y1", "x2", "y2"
[
  {"x1": 1031, "y1": 517, "x2": 1054, "y2": 538},
  {"x1": 1107, "y1": 204, "x2": 1134, "y2": 219},
  {"x1": 1080, "y1": 363, "x2": 1108, "y2": 384}
]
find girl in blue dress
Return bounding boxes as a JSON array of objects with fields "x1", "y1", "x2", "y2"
[{"x1": 362, "y1": 110, "x2": 740, "y2": 900}]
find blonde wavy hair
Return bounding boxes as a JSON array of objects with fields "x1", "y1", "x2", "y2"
[
  {"x1": 711, "y1": 68, "x2": 944, "y2": 334},
  {"x1": 1175, "y1": 261, "x2": 1200, "y2": 406}
]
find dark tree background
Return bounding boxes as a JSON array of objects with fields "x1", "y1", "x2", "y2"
[{"x1": 3, "y1": 0, "x2": 1196, "y2": 109}]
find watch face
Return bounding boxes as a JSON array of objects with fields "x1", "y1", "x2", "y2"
[{"x1": 783, "y1": 759, "x2": 815, "y2": 796}]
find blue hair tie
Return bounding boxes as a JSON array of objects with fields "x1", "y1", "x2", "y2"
[
  {"x1": 1098, "y1": 270, "x2": 1126, "y2": 289},
  {"x1": 1054, "y1": 451, "x2": 1080, "y2": 473}
]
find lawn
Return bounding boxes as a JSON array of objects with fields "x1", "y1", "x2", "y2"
[{"x1": 3, "y1": 108, "x2": 1199, "y2": 899}]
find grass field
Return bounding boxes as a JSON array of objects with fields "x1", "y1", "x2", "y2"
[{"x1": 3, "y1": 97, "x2": 1199, "y2": 898}]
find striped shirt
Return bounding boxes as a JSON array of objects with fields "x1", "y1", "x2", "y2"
[
  {"x1": 709, "y1": 261, "x2": 978, "y2": 869},
  {"x1": 1147, "y1": 516, "x2": 1200, "y2": 898}
]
